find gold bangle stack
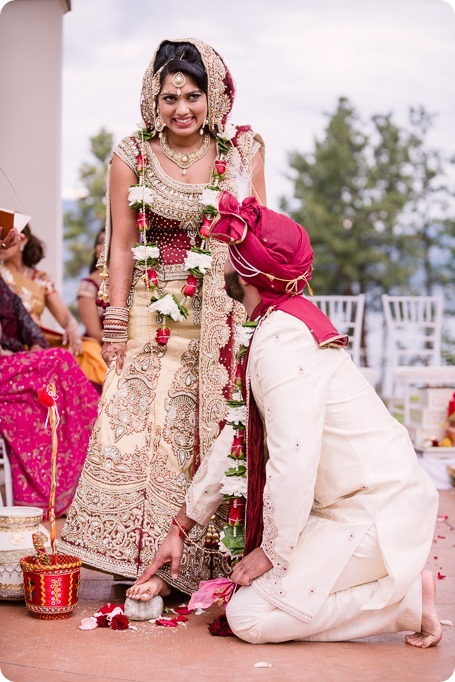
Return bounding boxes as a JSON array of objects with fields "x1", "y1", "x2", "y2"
[{"x1": 102, "y1": 306, "x2": 129, "y2": 343}]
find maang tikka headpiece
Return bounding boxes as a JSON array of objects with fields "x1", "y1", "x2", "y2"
[{"x1": 172, "y1": 71, "x2": 186, "y2": 96}]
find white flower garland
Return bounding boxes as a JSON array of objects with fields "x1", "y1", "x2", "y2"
[
  {"x1": 128, "y1": 125, "x2": 237, "y2": 345},
  {"x1": 219, "y1": 319, "x2": 258, "y2": 559}
]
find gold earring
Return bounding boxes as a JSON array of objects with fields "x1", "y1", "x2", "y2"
[
  {"x1": 200, "y1": 118, "x2": 208, "y2": 135},
  {"x1": 155, "y1": 114, "x2": 165, "y2": 133}
]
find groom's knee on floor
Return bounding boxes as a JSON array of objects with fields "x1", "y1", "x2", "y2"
[{"x1": 226, "y1": 590, "x2": 266, "y2": 644}]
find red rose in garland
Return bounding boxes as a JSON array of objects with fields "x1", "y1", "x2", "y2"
[
  {"x1": 215, "y1": 160, "x2": 227, "y2": 175},
  {"x1": 146, "y1": 268, "x2": 159, "y2": 287},
  {"x1": 155, "y1": 327, "x2": 171, "y2": 346},
  {"x1": 182, "y1": 275, "x2": 198, "y2": 298}
]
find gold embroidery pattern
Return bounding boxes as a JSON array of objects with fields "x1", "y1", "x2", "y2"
[
  {"x1": 197, "y1": 138, "x2": 255, "y2": 458},
  {"x1": 115, "y1": 138, "x2": 205, "y2": 229},
  {"x1": 60, "y1": 132, "x2": 260, "y2": 588},
  {"x1": 105, "y1": 343, "x2": 162, "y2": 442},
  {"x1": 164, "y1": 340, "x2": 199, "y2": 467}
]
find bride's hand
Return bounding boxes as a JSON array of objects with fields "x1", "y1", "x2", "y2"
[{"x1": 101, "y1": 341, "x2": 127, "y2": 373}]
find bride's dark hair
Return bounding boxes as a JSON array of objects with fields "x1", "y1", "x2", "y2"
[{"x1": 154, "y1": 41, "x2": 207, "y2": 92}]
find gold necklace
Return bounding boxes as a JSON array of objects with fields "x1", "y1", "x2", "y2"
[{"x1": 160, "y1": 130, "x2": 211, "y2": 175}]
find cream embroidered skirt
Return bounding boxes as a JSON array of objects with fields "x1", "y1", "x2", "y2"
[{"x1": 59, "y1": 274, "x2": 230, "y2": 592}]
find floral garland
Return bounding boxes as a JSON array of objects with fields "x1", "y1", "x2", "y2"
[
  {"x1": 218, "y1": 319, "x2": 258, "y2": 558},
  {"x1": 128, "y1": 122, "x2": 239, "y2": 346}
]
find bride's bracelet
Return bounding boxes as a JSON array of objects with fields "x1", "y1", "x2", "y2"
[
  {"x1": 104, "y1": 306, "x2": 129, "y2": 322},
  {"x1": 102, "y1": 306, "x2": 129, "y2": 343},
  {"x1": 102, "y1": 332, "x2": 128, "y2": 343}
]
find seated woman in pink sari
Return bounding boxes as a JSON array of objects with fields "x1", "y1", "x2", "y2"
[{"x1": 0, "y1": 276, "x2": 99, "y2": 516}]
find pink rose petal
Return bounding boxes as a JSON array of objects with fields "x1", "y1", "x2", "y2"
[{"x1": 79, "y1": 617, "x2": 98, "y2": 631}]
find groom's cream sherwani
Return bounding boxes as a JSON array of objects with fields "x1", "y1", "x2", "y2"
[{"x1": 186, "y1": 310, "x2": 438, "y2": 641}]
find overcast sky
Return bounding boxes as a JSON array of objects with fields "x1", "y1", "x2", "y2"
[{"x1": 62, "y1": 0, "x2": 455, "y2": 209}]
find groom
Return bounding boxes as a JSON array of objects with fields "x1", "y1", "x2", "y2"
[{"x1": 127, "y1": 192, "x2": 441, "y2": 648}]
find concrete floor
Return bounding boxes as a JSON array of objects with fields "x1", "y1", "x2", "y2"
[{"x1": 1, "y1": 491, "x2": 454, "y2": 682}]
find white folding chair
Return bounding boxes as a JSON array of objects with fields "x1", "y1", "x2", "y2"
[
  {"x1": 308, "y1": 294, "x2": 377, "y2": 385},
  {"x1": 0, "y1": 435, "x2": 14, "y2": 507},
  {"x1": 382, "y1": 294, "x2": 455, "y2": 425}
]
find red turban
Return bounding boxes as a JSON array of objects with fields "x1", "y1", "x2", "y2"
[
  {"x1": 210, "y1": 192, "x2": 348, "y2": 348},
  {"x1": 211, "y1": 192, "x2": 314, "y2": 302}
]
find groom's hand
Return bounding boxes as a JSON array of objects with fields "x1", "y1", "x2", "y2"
[
  {"x1": 135, "y1": 528, "x2": 184, "y2": 584},
  {"x1": 230, "y1": 547, "x2": 273, "y2": 586}
]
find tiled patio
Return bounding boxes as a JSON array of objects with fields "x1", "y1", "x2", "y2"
[{"x1": 1, "y1": 490, "x2": 454, "y2": 682}]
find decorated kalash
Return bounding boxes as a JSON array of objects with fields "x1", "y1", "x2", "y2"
[{"x1": 20, "y1": 384, "x2": 82, "y2": 619}]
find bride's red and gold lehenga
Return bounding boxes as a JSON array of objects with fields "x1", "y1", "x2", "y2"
[{"x1": 59, "y1": 38, "x2": 265, "y2": 592}]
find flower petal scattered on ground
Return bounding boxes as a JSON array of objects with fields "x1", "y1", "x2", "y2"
[
  {"x1": 253, "y1": 662, "x2": 272, "y2": 668},
  {"x1": 156, "y1": 618, "x2": 179, "y2": 628},
  {"x1": 79, "y1": 617, "x2": 97, "y2": 631}
]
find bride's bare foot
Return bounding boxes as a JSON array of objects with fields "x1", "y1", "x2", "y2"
[
  {"x1": 126, "y1": 576, "x2": 171, "y2": 602},
  {"x1": 405, "y1": 571, "x2": 442, "y2": 648}
]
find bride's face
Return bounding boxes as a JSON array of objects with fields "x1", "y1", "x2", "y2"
[{"x1": 157, "y1": 73, "x2": 208, "y2": 139}]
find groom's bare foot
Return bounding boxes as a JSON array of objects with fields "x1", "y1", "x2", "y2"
[
  {"x1": 126, "y1": 576, "x2": 171, "y2": 601},
  {"x1": 405, "y1": 571, "x2": 442, "y2": 648}
]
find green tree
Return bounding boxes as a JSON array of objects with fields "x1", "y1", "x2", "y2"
[
  {"x1": 403, "y1": 107, "x2": 455, "y2": 302},
  {"x1": 281, "y1": 97, "x2": 455, "y2": 360},
  {"x1": 281, "y1": 97, "x2": 420, "y2": 299},
  {"x1": 64, "y1": 127, "x2": 113, "y2": 278}
]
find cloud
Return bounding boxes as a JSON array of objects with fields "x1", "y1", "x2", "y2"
[{"x1": 62, "y1": 0, "x2": 455, "y2": 208}]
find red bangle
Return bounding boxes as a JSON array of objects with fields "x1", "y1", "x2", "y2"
[{"x1": 172, "y1": 517, "x2": 189, "y2": 538}]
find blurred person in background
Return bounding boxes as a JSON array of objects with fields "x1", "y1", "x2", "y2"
[
  {"x1": 77, "y1": 228, "x2": 106, "y2": 344},
  {"x1": 0, "y1": 275, "x2": 99, "y2": 515},
  {"x1": 76, "y1": 228, "x2": 107, "y2": 385},
  {"x1": 0, "y1": 224, "x2": 105, "y2": 387}
]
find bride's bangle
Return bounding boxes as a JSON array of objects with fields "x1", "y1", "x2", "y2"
[{"x1": 102, "y1": 306, "x2": 129, "y2": 342}]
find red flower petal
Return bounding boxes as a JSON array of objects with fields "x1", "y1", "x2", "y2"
[
  {"x1": 208, "y1": 614, "x2": 235, "y2": 637},
  {"x1": 437, "y1": 571, "x2": 446, "y2": 580},
  {"x1": 175, "y1": 615, "x2": 188, "y2": 623},
  {"x1": 96, "y1": 615, "x2": 110, "y2": 628},
  {"x1": 174, "y1": 606, "x2": 194, "y2": 615},
  {"x1": 97, "y1": 602, "x2": 124, "y2": 615},
  {"x1": 156, "y1": 618, "x2": 178, "y2": 628},
  {"x1": 110, "y1": 614, "x2": 130, "y2": 630}
]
